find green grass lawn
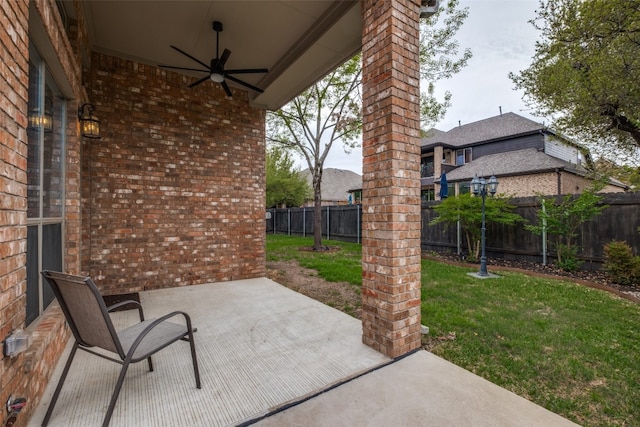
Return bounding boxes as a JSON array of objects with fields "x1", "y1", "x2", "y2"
[
  {"x1": 266, "y1": 234, "x2": 640, "y2": 426},
  {"x1": 266, "y1": 234, "x2": 362, "y2": 285}
]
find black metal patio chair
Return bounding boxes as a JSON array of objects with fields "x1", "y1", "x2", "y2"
[{"x1": 40, "y1": 270, "x2": 201, "y2": 427}]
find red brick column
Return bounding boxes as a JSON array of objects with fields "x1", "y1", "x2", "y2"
[{"x1": 361, "y1": 0, "x2": 422, "y2": 358}]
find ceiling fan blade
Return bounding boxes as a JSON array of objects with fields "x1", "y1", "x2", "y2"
[
  {"x1": 219, "y1": 49, "x2": 231, "y2": 67},
  {"x1": 158, "y1": 65, "x2": 210, "y2": 73},
  {"x1": 221, "y1": 81, "x2": 232, "y2": 97},
  {"x1": 189, "y1": 75, "x2": 211, "y2": 88},
  {"x1": 225, "y1": 68, "x2": 269, "y2": 75},
  {"x1": 225, "y1": 75, "x2": 264, "y2": 93},
  {"x1": 170, "y1": 45, "x2": 210, "y2": 70}
]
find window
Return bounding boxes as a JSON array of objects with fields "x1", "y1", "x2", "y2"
[
  {"x1": 349, "y1": 190, "x2": 362, "y2": 204},
  {"x1": 420, "y1": 156, "x2": 434, "y2": 177},
  {"x1": 26, "y1": 45, "x2": 66, "y2": 325},
  {"x1": 455, "y1": 148, "x2": 472, "y2": 166},
  {"x1": 459, "y1": 182, "x2": 471, "y2": 195},
  {"x1": 421, "y1": 189, "x2": 435, "y2": 202},
  {"x1": 447, "y1": 183, "x2": 455, "y2": 197}
]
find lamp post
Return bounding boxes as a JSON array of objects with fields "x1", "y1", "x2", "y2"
[{"x1": 471, "y1": 174, "x2": 498, "y2": 277}]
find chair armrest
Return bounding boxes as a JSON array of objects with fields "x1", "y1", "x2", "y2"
[
  {"x1": 107, "y1": 300, "x2": 145, "y2": 321},
  {"x1": 125, "y1": 311, "x2": 195, "y2": 362}
]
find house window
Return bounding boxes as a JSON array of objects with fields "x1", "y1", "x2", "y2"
[
  {"x1": 26, "y1": 45, "x2": 66, "y2": 325},
  {"x1": 421, "y1": 188, "x2": 435, "y2": 201},
  {"x1": 421, "y1": 156, "x2": 434, "y2": 177},
  {"x1": 459, "y1": 182, "x2": 471, "y2": 195},
  {"x1": 447, "y1": 183, "x2": 455, "y2": 197},
  {"x1": 455, "y1": 148, "x2": 472, "y2": 166},
  {"x1": 349, "y1": 190, "x2": 362, "y2": 204}
]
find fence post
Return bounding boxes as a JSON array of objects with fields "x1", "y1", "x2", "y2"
[
  {"x1": 303, "y1": 207, "x2": 306, "y2": 237},
  {"x1": 357, "y1": 204, "x2": 360, "y2": 244},
  {"x1": 287, "y1": 209, "x2": 291, "y2": 235},
  {"x1": 326, "y1": 206, "x2": 330, "y2": 240},
  {"x1": 542, "y1": 199, "x2": 547, "y2": 265},
  {"x1": 273, "y1": 209, "x2": 276, "y2": 234},
  {"x1": 457, "y1": 218, "x2": 461, "y2": 255}
]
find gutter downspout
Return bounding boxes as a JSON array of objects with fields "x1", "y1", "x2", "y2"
[{"x1": 556, "y1": 168, "x2": 562, "y2": 195}]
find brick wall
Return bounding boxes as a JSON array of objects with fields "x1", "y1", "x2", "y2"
[
  {"x1": 1, "y1": 1, "x2": 73, "y2": 426},
  {"x1": 496, "y1": 172, "x2": 559, "y2": 197},
  {"x1": 0, "y1": 1, "x2": 93, "y2": 425},
  {"x1": 361, "y1": 0, "x2": 422, "y2": 358},
  {"x1": 0, "y1": 0, "x2": 30, "y2": 424},
  {"x1": 485, "y1": 172, "x2": 626, "y2": 198},
  {"x1": 83, "y1": 53, "x2": 266, "y2": 294},
  {"x1": 560, "y1": 171, "x2": 624, "y2": 195}
]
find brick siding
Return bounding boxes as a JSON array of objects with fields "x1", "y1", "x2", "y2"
[
  {"x1": 83, "y1": 53, "x2": 266, "y2": 294},
  {"x1": 488, "y1": 172, "x2": 625, "y2": 198},
  {"x1": 0, "y1": 2, "x2": 74, "y2": 426},
  {"x1": 0, "y1": 0, "x2": 30, "y2": 424},
  {"x1": 361, "y1": 0, "x2": 422, "y2": 358}
]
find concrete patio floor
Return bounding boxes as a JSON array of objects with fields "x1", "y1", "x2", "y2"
[{"x1": 29, "y1": 278, "x2": 578, "y2": 427}]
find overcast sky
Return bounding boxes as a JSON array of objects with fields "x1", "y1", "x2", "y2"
[{"x1": 304, "y1": 0, "x2": 541, "y2": 175}]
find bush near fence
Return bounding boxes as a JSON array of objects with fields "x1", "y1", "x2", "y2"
[{"x1": 267, "y1": 192, "x2": 640, "y2": 270}]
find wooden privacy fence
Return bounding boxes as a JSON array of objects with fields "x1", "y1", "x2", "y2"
[{"x1": 267, "y1": 192, "x2": 640, "y2": 270}]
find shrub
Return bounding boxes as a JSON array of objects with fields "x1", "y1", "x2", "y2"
[
  {"x1": 526, "y1": 181, "x2": 607, "y2": 272},
  {"x1": 603, "y1": 241, "x2": 640, "y2": 286},
  {"x1": 556, "y1": 244, "x2": 581, "y2": 272}
]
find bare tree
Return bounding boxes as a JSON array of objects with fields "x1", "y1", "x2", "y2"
[
  {"x1": 267, "y1": 1, "x2": 471, "y2": 250},
  {"x1": 267, "y1": 55, "x2": 361, "y2": 250}
]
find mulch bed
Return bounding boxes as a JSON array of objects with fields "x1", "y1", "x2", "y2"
[{"x1": 298, "y1": 246, "x2": 341, "y2": 252}]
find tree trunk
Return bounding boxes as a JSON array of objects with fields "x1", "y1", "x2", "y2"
[
  {"x1": 556, "y1": 237, "x2": 563, "y2": 264},
  {"x1": 605, "y1": 110, "x2": 640, "y2": 147},
  {"x1": 312, "y1": 170, "x2": 323, "y2": 250},
  {"x1": 464, "y1": 230, "x2": 476, "y2": 261}
]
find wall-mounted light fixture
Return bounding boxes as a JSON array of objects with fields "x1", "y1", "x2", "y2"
[{"x1": 78, "y1": 103, "x2": 101, "y2": 139}]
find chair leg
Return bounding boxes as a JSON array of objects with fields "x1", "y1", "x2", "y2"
[
  {"x1": 102, "y1": 359, "x2": 132, "y2": 427},
  {"x1": 42, "y1": 342, "x2": 80, "y2": 426},
  {"x1": 187, "y1": 328, "x2": 201, "y2": 389}
]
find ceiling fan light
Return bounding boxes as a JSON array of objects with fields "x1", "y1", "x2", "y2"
[{"x1": 210, "y1": 73, "x2": 224, "y2": 83}]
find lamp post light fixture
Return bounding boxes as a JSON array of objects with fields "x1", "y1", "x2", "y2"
[{"x1": 470, "y1": 174, "x2": 498, "y2": 277}]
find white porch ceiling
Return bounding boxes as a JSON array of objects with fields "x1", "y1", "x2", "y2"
[{"x1": 83, "y1": 1, "x2": 362, "y2": 110}]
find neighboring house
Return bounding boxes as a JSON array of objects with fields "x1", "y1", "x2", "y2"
[
  {"x1": 300, "y1": 168, "x2": 362, "y2": 206},
  {"x1": 420, "y1": 112, "x2": 627, "y2": 200}
]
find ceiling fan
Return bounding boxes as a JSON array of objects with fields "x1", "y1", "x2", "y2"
[{"x1": 159, "y1": 21, "x2": 268, "y2": 97}]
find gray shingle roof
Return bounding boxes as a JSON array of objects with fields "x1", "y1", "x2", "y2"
[
  {"x1": 300, "y1": 168, "x2": 362, "y2": 201},
  {"x1": 422, "y1": 112, "x2": 546, "y2": 148},
  {"x1": 445, "y1": 148, "x2": 582, "y2": 181}
]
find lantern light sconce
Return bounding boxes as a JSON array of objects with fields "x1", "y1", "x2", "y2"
[{"x1": 78, "y1": 103, "x2": 101, "y2": 139}]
